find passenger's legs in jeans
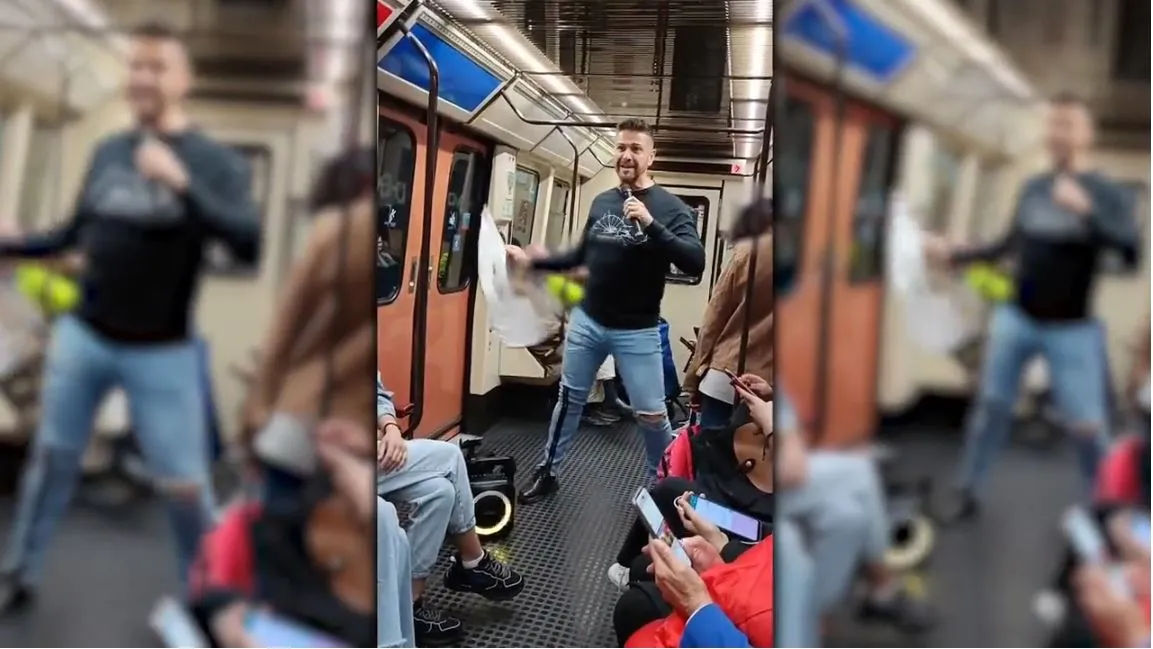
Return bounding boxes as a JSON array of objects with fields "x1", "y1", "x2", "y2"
[
  {"x1": 779, "y1": 452, "x2": 931, "y2": 632},
  {"x1": 378, "y1": 498, "x2": 415, "y2": 649},
  {"x1": 118, "y1": 337, "x2": 216, "y2": 594},
  {"x1": 698, "y1": 394, "x2": 734, "y2": 429},
  {"x1": 610, "y1": 325, "x2": 675, "y2": 480},
  {"x1": 2, "y1": 316, "x2": 113, "y2": 604},
  {"x1": 378, "y1": 440, "x2": 524, "y2": 610},
  {"x1": 536, "y1": 309, "x2": 610, "y2": 479},
  {"x1": 1040, "y1": 319, "x2": 1110, "y2": 495},
  {"x1": 773, "y1": 518, "x2": 818, "y2": 648},
  {"x1": 955, "y1": 304, "x2": 1036, "y2": 508}
]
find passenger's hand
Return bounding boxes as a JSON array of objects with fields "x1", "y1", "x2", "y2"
[
  {"x1": 736, "y1": 373, "x2": 772, "y2": 399},
  {"x1": 210, "y1": 601, "x2": 260, "y2": 648},
  {"x1": 733, "y1": 381, "x2": 772, "y2": 433},
  {"x1": 1107, "y1": 513, "x2": 1151, "y2": 600},
  {"x1": 646, "y1": 539, "x2": 713, "y2": 617},
  {"x1": 316, "y1": 419, "x2": 375, "y2": 523},
  {"x1": 136, "y1": 137, "x2": 189, "y2": 191},
  {"x1": 623, "y1": 197, "x2": 654, "y2": 227},
  {"x1": 681, "y1": 536, "x2": 725, "y2": 573},
  {"x1": 1073, "y1": 564, "x2": 1149, "y2": 647},
  {"x1": 377, "y1": 424, "x2": 407, "y2": 474},
  {"x1": 674, "y1": 492, "x2": 729, "y2": 551},
  {"x1": 1053, "y1": 174, "x2": 1092, "y2": 216}
]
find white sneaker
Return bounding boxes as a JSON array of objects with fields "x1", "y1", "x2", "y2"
[{"x1": 607, "y1": 563, "x2": 630, "y2": 590}]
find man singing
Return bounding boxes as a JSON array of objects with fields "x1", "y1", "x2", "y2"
[
  {"x1": 0, "y1": 21, "x2": 260, "y2": 611},
  {"x1": 507, "y1": 118, "x2": 705, "y2": 503},
  {"x1": 923, "y1": 92, "x2": 1139, "y2": 521}
]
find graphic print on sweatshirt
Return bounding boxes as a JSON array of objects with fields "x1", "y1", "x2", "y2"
[
  {"x1": 84, "y1": 165, "x2": 186, "y2": 225},
  {"x1": 589, "y1": 210, "x2": 648, "y2": 246}
]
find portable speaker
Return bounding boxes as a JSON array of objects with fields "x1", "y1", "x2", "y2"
[{"x1": 461, "y1": 439, "x2": 517, "y2": 543}]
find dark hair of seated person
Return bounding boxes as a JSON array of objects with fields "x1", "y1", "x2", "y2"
[{"x1": 614, "y1": 405, "x2": 772, "y2": 581}]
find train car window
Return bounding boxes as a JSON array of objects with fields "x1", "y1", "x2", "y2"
[
  {"x1": 666, "y1": 196, "x2": 709, "y2": 285},
  {"x1": 510, "y1": 167, "x2": 540, "y2": 248},
  {"x1": 205, "y1": 145, "x2": 270, "y2": 276},
  {"x1": 924, "y1": 140, "x2": 962, "y2": 233},
  {"x1": 776, "y1": 94, "x2": 816, "y2": 293},
  {"x1": 848, "y1": 122, "x2": 900, "y2": 283},
  {"x1": 437, "y1": 149, "x2": 484, "y2": 293},
  {"x1": 544, "y1": 179, "x2": 571, "y2": 250},
  {"x1": 1100, "y1": 182, "x2": 1148, "y2": 274},
  {"x1": 378, "y1": 117, "x2": 416, "y2": 305}
]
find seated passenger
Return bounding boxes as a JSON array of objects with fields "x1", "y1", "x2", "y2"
[
  {"x1": 613, "y1": 507, "x2": 771, "y2": 647},
  {"x1": 684, "y1": 204, "x2": 773, "y2": 429},
  {"x1": 606, "y1": 373, "x2": 773, "y2": 588},
  {"x1": 769, "y1": 387, "x2": 932, "y2": 646},
  {"x1": 377, "y1": 375, "x2": 525, "y2": 644},
  {"x1": 191, "y1": 147, "x2": 379, "y2": 647},
  {"x1": 379, "y1": 498, "x2": 415, "y2": 648}
]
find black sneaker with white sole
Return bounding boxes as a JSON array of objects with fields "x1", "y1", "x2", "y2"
[
  {"x1": 413, "y1": 600, "x2": 463, "y2": 646},
  {"x1": 443, "y1": 552, "x2": 525, "y2": 600}
]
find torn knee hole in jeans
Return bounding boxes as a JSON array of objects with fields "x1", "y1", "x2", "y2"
[
  {"x1": 636, "y1": 412, "x2": 666, "y2": 424},
  {"x1": 157, "y1": 480, "x2": 203, "y2": 501}
]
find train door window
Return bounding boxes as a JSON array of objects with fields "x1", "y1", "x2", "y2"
[
  {"x1": 667, "y1": 196, "x2": 709, "y2": 285},
  {"x1": 205, "y1": 145, "x2": 270, "y2": 276},
  {"x1": 544, "y1": 179, "x2": 571, "y2": 250},
  {"x1": 848, "y1": 121, "x2": 899, "y2": 283},
  {"x1": 510, "y1": 167, "x2": 539, "y2": 247},
  {"x1": 437, "y1": 149, "x2": 483, "y2": 293},
  {"x1": 378, "y1": 117, "x2": 416, "y2": 305},
  {"x1": 924, "y1": 138, "x2": 963, "y2": 233},
  {"x1": 776, "y1": 94, "x2": 816, "y2": 290}
]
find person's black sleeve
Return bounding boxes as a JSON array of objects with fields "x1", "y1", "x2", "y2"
[
  {"x1": 948, "y1": 226, "x2": 1018, "y2": 266},
  {"x1": 720, "y1": 540, "x2": 753, "y2": 563},
  {"x1": 645, "y1": 207, "x2": 706, "y2": 276},
  {"x1": 187, "y1": 149, "x2": 262, "y2": 264},
  {"x1": 1089, "y1": 181, "x2": 1140, "y2": 268},
  {"x1": 530, "y1": 219, "x2": 590, "y2": 272}
]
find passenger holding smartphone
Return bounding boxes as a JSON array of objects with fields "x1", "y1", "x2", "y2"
[{"x1": 1071, "y1": 512, "x2": 1150, "y2": 647}]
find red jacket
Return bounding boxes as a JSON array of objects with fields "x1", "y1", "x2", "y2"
[
  {"x1": 658, "y1": 424, "x2": 699, "y2": 481},
  {"x1": 626, "y1": 537, "x2": 773, "y2": 648},
  {"x1": 1095, "y1": 436, "x2": 1143, "y2": 505}
]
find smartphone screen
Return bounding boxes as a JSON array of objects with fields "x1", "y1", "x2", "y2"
[
  {"x1": 1063, "y1": 506, "x2": 1131, "y2": 596},
  {"x1": 244, "y1": 610, "x2": 349, "y2": 648},
  {"x1": 149, "y1": 595, "x2": 210, "y2": 648},
  {"x1": 632, "y1": 488, "x2": 690, "y2": 564},
  {"x1": 688, "y1": 494, "x2": 763, "y2": 542},
  {"x1": 1063, "y1": 506, "x2": 1109, "y2": 563}
]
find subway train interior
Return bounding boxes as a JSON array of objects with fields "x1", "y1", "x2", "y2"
[
  {"x1": 381, "y1": 0, "x2": 1150, "y2": 647},
  {"x1": 0, "y1": 0, "x2": 1141, "y2": 645}
]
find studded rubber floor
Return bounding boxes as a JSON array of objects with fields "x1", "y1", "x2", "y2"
[{"x1": 420, "y1": 417, "x2": 649, "y2": 648}]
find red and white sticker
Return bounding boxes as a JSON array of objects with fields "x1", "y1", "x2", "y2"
[{"x1": 377, "y1": 0, "x2": 398, "y2": 37}]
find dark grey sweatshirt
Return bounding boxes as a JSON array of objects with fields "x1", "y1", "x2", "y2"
[
  {"x1": 0, "y1": 129, "x2": 261, "y2": 342},
  {"x1": 533, "y1": 184, "x2": 705, "y2": 329},
  {"x1": 952, "y1": 171, "x2": 1138, "y2": 321}
]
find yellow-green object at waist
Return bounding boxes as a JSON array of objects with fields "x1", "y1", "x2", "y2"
[{"x1": 15, "y1": 264, "x2": 80, "y2": 314}]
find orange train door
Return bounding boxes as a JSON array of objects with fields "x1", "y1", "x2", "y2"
[
  {"x1": 777, "y1": 78, "x2": 901, "y2": 446},
  {"x1": 378, "y1": 107, "x2": 426, "y2": 419},
  {"x1": 775, "y1": 79, "x2": 835, "y2": 440},
  {"x1": 416, "y1": 130, "x2": 488, "y2": 439}
]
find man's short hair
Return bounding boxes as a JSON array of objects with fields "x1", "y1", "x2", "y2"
[
  {"x1": 616, "y1": 118, "x2": 652, "y2": 136},
  {"x1": 130, "y1": 20, "x2": 180, "y2": 40}
]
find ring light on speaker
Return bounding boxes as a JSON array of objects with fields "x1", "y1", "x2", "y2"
[{"x1": 473, "y1": 489, "x2": 514, "y2": 539}]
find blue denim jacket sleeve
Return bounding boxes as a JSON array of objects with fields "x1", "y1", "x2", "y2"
[{"x1": 377, "y1": 372, "x2": 396, "y2": 420}]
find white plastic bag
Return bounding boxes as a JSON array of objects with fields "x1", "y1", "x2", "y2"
[
  {"x1": 477, "y1": 207, "x2": 557, "y2": 347},
  {"x1": 886, "y1": 195, "x2": 975, "y2": 354}
]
